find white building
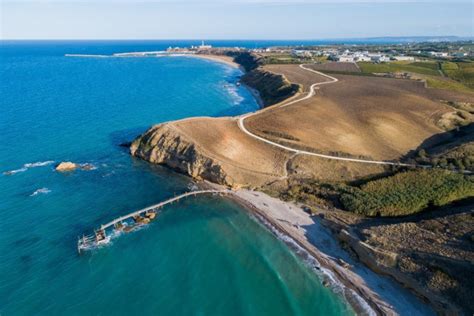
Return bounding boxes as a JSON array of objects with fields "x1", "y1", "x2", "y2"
[
  {"x1": 355, "y1": 56, "x2": 372, "y2": 62},
  {"x1": 451, "y1": 52, "x2": 468, "y2": 58},
  {"x1": 371, "y1": 55, "x2": 390, "y2": 63},
  {"x1": 393, "y1": 56, "x2": 415, "y2": 61},
  {"x1": 429, "y1": 51, "x2": 448, "y2": 58},
  {"x1": 292, "y1": 50, "x2": 313, "y2": 58},
  {"x1": 198, "y1": 41, "x2": 212, "y2": 50},
  {"x1": 337, "y1": 55, "x2": 355, "y2": 62}
]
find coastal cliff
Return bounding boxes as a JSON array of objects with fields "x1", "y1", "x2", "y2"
[
  {"x1": 129, "y1": 52, "x2": 299, "y2": 187},
  {"x1": 129, "y1": 53, "x2": 474, "y2": 314},
  {"x1": 130, "y1": 117, "x2": 289, "y2": 188},
  {"x1": 130, "y1": 124, "x2": 234, "y2": 186},
  {"x1": 232, "y1": 52, "x2": 300, "y2": 106},
  {"x1": 317, "y1": 204, "x2": 474, "y2": 315},
  {"x1": 241, "y1": 68, "x2": 300, "y2": 106}
]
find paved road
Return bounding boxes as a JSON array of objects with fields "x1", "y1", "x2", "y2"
[{"x1": 237, "y1": 64, "x2": 416, "y2": 167}]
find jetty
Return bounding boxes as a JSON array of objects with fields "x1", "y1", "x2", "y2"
[{"x1": 78, "y1": 189, "x2": 231, "y2": 253}]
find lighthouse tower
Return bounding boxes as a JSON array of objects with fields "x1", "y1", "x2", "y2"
[{"x1": 199, "y1": 40, "x2": 212, "y2": 50}]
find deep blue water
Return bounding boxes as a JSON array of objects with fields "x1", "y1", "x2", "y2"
[{"x1": 0, "y1": 41, "x2": 353, "y2": 315}]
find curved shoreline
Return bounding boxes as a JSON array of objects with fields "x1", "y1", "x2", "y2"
[
  {"x1": 214, "y1": 185, "x2": 434, "y2": 316},
  {"x1": 189, "y1": 56, "x2": 435, "y2": 315},
  {"x1": 186, "y1": 54, "x2": 242, "y2": 69},
  {"x1": 128, "y1": 54, "x2": 435, "y2": 314}
]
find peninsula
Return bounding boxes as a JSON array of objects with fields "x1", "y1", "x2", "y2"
[{"x1": 130, "y1": 43, "x2": 474, "y2": 315}]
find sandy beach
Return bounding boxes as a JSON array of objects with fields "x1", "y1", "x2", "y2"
[
  {"x1": 190, "y1": 54, "x2": 242, "y2": 69},
  {"x1": 199, "y1": 182, "x2": 435, "y2": 315}
]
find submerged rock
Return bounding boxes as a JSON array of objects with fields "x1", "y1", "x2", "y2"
[
  {"x1": 119, "y1": 142, "x2": 132, "y2": 148},
  {"x1": 80, "y1": 163, "x2": 96, "y2": 171}
]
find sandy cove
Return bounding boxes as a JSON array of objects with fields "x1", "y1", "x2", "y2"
[{"x1": 200, "y1": 182, "x2": 434, "y2": 316}]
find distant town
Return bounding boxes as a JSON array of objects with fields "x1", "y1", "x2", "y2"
[{"x1": 163, "y1": 40, "x2": 473, "y2": 63}]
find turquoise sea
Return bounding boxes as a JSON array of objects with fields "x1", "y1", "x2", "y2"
[{"x1": 0, "y1": 41, "x2": 353, "y2": 315}]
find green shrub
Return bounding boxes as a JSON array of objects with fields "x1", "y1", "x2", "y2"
[{"x1": 339, "y1": 169, "x2": 474, "y2": 217}]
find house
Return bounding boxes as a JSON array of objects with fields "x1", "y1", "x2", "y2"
[
  {"x1": 371, "y1": 55, "x2": 390, "y2": 63},
  {"x1": 393, "y1": 56, "x2": 415, "y2": 61},
  {"x1": 337, "y1": 55, "x2": 355, "y2": 62},
  {"x1": 291, "y1": 50, "x2": 313, "y2": 58},
  {"x1": 451, "y1": 52, "x2": 468, "y2": 58},
  {"x1": 355, "y1": 55, "x2": 371, "y2": 62},
  {"x1": 429, "y1": 51, "x2": 448, "y2": 58}
]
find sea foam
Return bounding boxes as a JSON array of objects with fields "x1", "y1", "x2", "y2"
[
  {"x1": 3, "y1": 160, "x2": 55, "y2": 176},
  {"x1": 30, "y1": 188, "x2": 51, "y2": 196},
  {"x1": 24, "y1": 160, "x2": 55, "y2": 168},
  {"x1": 251, "y1": 212, "x2": 376, "y2": 316},
  {"x1": 223, "y1": 83, "x2": 244, "y2": 105}
]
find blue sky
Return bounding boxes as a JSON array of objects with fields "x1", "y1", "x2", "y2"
[{"x1": 1, "y1": 0, "x2": 473, "y2": 39}]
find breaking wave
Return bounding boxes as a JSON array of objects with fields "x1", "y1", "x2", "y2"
[
  {"x1": 223, "y1": 83, "x2": 244, "y2": 105},
  {"x1": 3, "y1": 160, "x2": 55, "y2": 176},
  {"x1": 30, "y1": 188, "x2": 51, "y2": 196},
  {"x1": 251, "y1": 212, "x2": 376, "y2": 316},
  {"x1": 3, "y1": 167, "x2": 28, "y2": 175},
  {"x1": 24, "y1": 160, "x2": 55, "y2": 168}
]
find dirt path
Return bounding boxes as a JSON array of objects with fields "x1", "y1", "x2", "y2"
[{"x1": 237, "y1": 64, "x2": 417, "y2": 167}]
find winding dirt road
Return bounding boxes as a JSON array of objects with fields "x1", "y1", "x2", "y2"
[{"x1": 237, "y1": 64, "x2": 416, "y2": 167}]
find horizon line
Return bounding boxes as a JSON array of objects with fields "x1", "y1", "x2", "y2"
[{"x1": 2, "y1": 35, "x2": 472, "y2": 41}]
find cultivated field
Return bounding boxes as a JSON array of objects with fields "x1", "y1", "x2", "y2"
[
  {"x1": 306, "y1": 62, "x2": 361, "y2": 73},
  {"x1": 441, "y1": 61, "x2": 474, "y2": 90},
  {"x1": 358, "y1": 61, "x2": 441, "y2": 76},
  {"x1": 357, "y1": 60, "x2": 474, "y2": 93}
]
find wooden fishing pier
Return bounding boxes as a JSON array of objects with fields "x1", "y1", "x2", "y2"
[{"x1": 78, "y1": 189, "x2": 231, "y2": 253}]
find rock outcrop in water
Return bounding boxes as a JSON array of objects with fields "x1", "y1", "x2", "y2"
[
  {"x1": 130, "y1": 124, "x2": 234, "y2": 186},
  {"x1": 55, "y1": 162, "x2": 78, "y2": 171}
]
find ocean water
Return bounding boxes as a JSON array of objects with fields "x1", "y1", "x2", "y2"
[{"x1": 0, "y1": 41, "x2": 353, "y2": 315}]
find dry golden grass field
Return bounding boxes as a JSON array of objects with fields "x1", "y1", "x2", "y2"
[
  {"x1": 170, "y1": 117, "x2": 291, "y2": 186},
  {"x1": 148, "y1": 64, "x2": 473, "y2": 186},
  {"x1": 263, "y1": 64, "x2": 329, "y2": 92},
  {"x1": 246, "y1": 64, "x2": 474, "y2": 160}
]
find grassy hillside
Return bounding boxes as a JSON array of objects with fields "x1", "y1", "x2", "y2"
[
  {"x1": 425, "y1": 77, "x2": 473, "y2": 93},
  {"x1": 358, "y1": 61, "x2": 474, "y2": 93},
  {"x1": 441, "y1": 61, "x2": 474, "y2": 89},
  {"x1": 358, "y1": 61, "x2": 441, "y2": 76}
]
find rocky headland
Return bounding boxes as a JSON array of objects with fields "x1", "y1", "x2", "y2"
[{"x1": 129, "y1": 51, "x2": 474, "y2": 315}]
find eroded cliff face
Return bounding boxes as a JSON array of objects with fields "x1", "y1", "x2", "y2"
[
  {"x1": 231, "y1": 52, "x2": 301, "y2": 107},
  {"x1": 241, "y1": 68, "x2": 300, "y2": 107},
  {"x1": 320, "y1": 210, "x2": 472, "y2": 315},
  {"x1": 130, "y1": 124, "x2": 236, "y2": 187}
]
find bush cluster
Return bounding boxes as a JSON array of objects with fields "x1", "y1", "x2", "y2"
[{"x1": 339, "y1": 169, "x2": 474, "y2": 217}]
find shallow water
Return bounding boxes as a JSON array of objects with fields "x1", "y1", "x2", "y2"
[{"x1": 0, "y1": 41, "x2": 353, "y2": 315}]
